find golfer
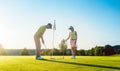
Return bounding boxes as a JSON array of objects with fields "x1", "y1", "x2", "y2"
[
  {"x1": 66, "y1": 26, "x2": 77, "y2": 59},
  {"x1": 34, "y1": 23, "x2": 52, "y2": 60}
]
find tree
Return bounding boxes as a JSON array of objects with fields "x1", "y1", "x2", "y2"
[
  {"x1": 0, "y1": 44, "x2": 7, "y2": 55},
  {"x1": 117, "y1": 49, "x2": 120, "y2": 54},
  {"x1": 94, "y1": 46, "x2": 104, "y2": 56},
  {"x1": 59, "y1": 39, "x2": 67, "y2": 55},
  {"x1": 52, "y1": 48, "x2": 60, "y2": 55},
  {"x1": 89, "y1": 48, "x2": 95, "y2": 56},
  {"x1": 20, "y1": 48, "x2": 29, "y2": 55},
  {"x1": 66, "y1": 49, "x2": 71, "y2": 55},
  {"x1": 94, "y1": 46, "x2": 99, "y2": 56},
  {"x1": 86, "y1": 50, "x2": 91, "y2": 56},
  {"x1": 104, "y1": 45, "x2": 115, "y2": 56},
  {"x1": 77, "y1": 49, "x2": 86, "y2": 56},
  {"x1": 99, "y1": 47, "x2": 104, "y2": 56},
  {"x1": 113, "y1": 45, "x2": 120, "y2": 54},
  {"x1": 41, "y1": 49, "x2": 50, "y2": 55}
]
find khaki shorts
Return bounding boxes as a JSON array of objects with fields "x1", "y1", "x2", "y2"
[{"x1": 70, "y1": 39, "x2": 76, "y2": 47}]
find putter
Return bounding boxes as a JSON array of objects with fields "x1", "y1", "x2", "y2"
[
  {"x1": 43, "y1": 43, "x2": 47, "y2": 49},
  {"x1": 43, "y1": 43, "x2": 47, "y2": 56},
  {"x1": 44, "y1": 43, "x2": 55, "y2": 60}
]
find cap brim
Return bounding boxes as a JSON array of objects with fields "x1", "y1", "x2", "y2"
[{"x1": 69, "y1": 28, "x2": 72, "y2": 30}]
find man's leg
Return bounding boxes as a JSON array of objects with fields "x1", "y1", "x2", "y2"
[{"x1": 34, "y1": 35, "x2": 41, "y2": 59}]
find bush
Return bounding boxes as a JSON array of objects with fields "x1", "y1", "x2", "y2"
[
  {"x1": 0, "y1": 44, "x2": 7, "y2": 55},
  {"x1": 20, "y1": 48, "x2": 29, "y2": 55}
]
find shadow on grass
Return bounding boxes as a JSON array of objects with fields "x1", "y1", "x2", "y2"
[{"x1": 39, "y1": 59, "x2": 120, "y2": 70}]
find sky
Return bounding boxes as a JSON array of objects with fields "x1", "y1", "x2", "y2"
[{"x1": 0, "y1": 0, "x2": 120, "y2": 50}]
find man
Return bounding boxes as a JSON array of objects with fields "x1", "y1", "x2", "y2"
[
  {"x1": 66, "y1": 26, "x2": 77, "y2": 59},
  {"x1": 34, "y1": 23, "x2": 52, "y2": 60}
]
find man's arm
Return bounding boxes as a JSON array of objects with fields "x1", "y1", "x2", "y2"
[
  {"x1": 41, "y1": 35, "x2": 44, "y2": 44},
  {"x1": 39, "y1": 33, "x2": 45, "y2": 44}
]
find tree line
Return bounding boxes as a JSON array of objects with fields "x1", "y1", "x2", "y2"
[
  {"x1": 77, "y1": 45, "x2": 120, "y2": 56},
  {"x1": 0, "y1": 42, "x2": 120, "y2": 56}
]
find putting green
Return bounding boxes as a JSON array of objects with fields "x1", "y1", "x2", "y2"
[{"x1": 0, "y1": 56, "x2": 120, "y2": 71}]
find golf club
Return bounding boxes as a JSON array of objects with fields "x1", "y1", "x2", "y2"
[
  {"x1": 43, "y1": 43, "x2": 48, "y2": 56},
  {"x1": 43, "y1": 43, "x2": 47, "y2": 49}
]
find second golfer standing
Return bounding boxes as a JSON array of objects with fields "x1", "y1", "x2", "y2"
[{"x1": 66, "y1": 26, "x2": 77, "y2": 59}]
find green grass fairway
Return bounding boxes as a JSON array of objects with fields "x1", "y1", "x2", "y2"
[{"x1": 0, "y1": 56, "x2": 120, "y2": 71}]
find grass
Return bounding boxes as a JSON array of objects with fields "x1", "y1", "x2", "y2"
[{"x1": 0, "y1": 56, "x2": 120, "y2": 71}]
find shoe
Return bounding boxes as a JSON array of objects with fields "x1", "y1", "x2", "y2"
[{"x1": 36, "y1": 57, "x2": 44, "y2": 60}]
